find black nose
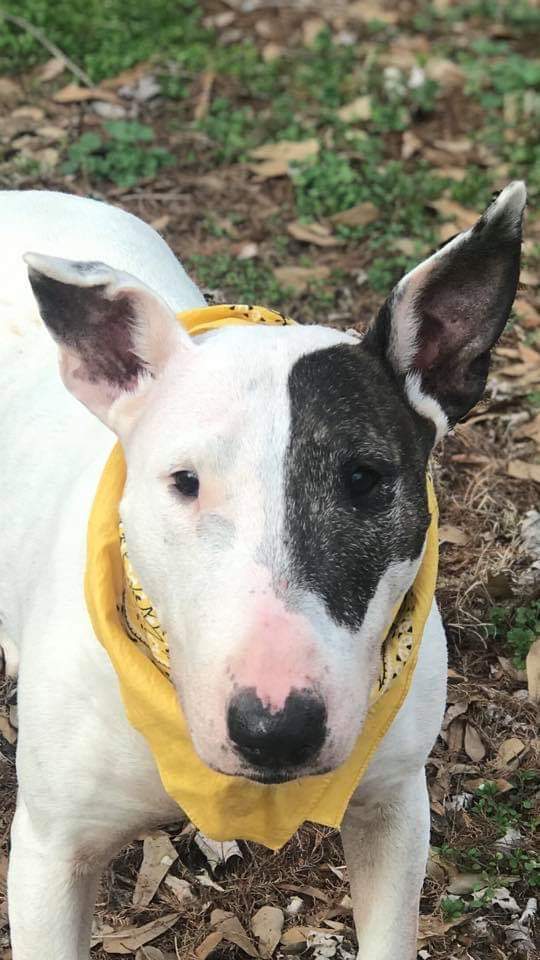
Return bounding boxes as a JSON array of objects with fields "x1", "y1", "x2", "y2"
[{"x1": 227, "y1": 687, "x2": 327, "y2": 770}]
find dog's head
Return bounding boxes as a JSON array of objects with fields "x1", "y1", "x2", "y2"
[{"x1": 27, "y1": 183, "x2": 525, "y2": 783}]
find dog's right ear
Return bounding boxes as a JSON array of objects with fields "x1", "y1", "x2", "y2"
[
  {"x1": 25, "y1": 254, "x2": 194, "y2": 431},
  {"x1": 364, "y1": 181, "x2": 526, "y2": 442}
]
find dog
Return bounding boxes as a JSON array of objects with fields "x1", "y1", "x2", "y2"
[{"x1": 0, "y1": 182, "x2": 525, "y2": 960}]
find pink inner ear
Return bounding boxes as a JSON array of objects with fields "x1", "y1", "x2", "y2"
[{"x1": 59, "y1": 350, "x2": 132, "y2": 423}]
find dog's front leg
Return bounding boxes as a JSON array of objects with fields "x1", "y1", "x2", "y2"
[
  {"x1": 341, "y1": 770, "x2": 430, "y2": 960},
  {"x1": 8, "y1": 797, "x2": 101, "y2": 960}
]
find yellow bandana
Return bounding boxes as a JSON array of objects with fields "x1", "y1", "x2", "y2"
[{"x1": 85, "y1": 304, "x2": 439, "y2": 850}]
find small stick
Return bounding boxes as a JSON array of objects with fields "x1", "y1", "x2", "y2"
[{"x1": 0, "y1": 8, "x2": 92, "y2": 87}]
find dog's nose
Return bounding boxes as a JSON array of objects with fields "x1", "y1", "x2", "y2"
[{"x1": 227, "y1": 687, "x2": 327, "y2": 769}]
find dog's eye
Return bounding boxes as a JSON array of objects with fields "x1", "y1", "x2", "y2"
[
  {"x1": 172, "y1": 470, "x2": 199, "y2": 499},
  {"x1": 342, "y1": 461, "x2": 381, "y2": 505}
]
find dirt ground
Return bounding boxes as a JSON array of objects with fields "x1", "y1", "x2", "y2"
[{"x1": 0, "y1": 1, "x2": 539, "y2": 958}]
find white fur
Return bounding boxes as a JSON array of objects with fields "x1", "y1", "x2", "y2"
[{"x1": 0, "y1": 190, "x2": 447, "y2": 960}]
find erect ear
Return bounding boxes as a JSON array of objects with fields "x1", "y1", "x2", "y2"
[
  {"x1": 25, "y1": 253, "x2": 193, "y2": 430},
  {"x1": 364, "y1": 181, "x2": 526, "y2": 441}
]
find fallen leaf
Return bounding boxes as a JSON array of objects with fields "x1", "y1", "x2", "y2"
[
  {"x1": 194, "y1": 70, "x2": 215, "y2": 121},
  {"x1": 0, "y1": 77, "x2": 21, "y2": 104},
  {"x1": 287, "y1": 221, "x2": 343, "y2": 247},
  {"x1": 38, "y1": 57, "x2": 66, "y2": 82},
  {"x1": 439, "y1": 524, "x2": 469, "y2": 546},
  {"x1": 12, "y1": 105, "x2": 45, "y2": 121},
  {"x1": 163, "y1": 875, "x2": 196, "y2": 906},
  {"x1": 53, "y1": 83, "x2": 119, "y2": 104},
  {"x1": 196, "y1": 931, "x2": 224, "y2": 960},
  {"x1": 194, "y1": 833, "x2": 242, "y2": 871},
  {"x1": 401, "y1": 130, "x2": 423, "y2": 159},
  {"x1": 496, "y1": 737, "x2": 526, "y2": 766},
  {"x1": 514, "y1": 298, "x2": 540, "y2": 329},
  {"x1": 303, "y1": 17, "x2": 327, "y2": 45},
  {"x1": 273, "y1": 265, "x2": 330, "y2": 293},
  {"x1": 263, "y1": 43, "x2": 283, "y2": 63},
  {"x1": 213, "y1": 915, "x2": 259, "y2": 957},
  {"x1": 337, "y1": 96, "x2": 372, "y2": 123},
  {"x1": 464, "y1": 723, "x2": 486, "y2": 762},
  {"x1": 0, "y1": 714, "x2": 16, "y2": 745},
  {"x1": 279, "y1": 883, "x2": 330, "y2": 904},
  {"x1": 431, "y1": 198, "x2": 478, "y2": 230},
  {"x1": 425, "y1": 58, "x2": 465, "y2": 89},
  {"x1": 526, "y1": 637, "x2": 540, "y2": 703},
  {"x1": 417, "y1": 911, "x2": 471, "y2": 946},
  {"x1": 251, "y1": 906, "x2": 284, "y2": 958},
  {"x1": 347, "y1": 2, "x2": 398, "y2": 23},
  {"x1": 447, "y1": 871, "x2": 484, "y2": 895},
  {"x1": 432, "y1": 137, "x2": 472, "y2": 154},
  {"x1": 248, "y1": 139, "x2": 319, "y2": 179},
  {"x1": 150, "y1": 215, "x2": 170, "y2": 232},
  {"x1": 446, "y1": 717, "x2": 465, "y2": 754},
  {"x1": 442, "y1": 700, "x2": 468, "y2": 729},
  {"x1": 133, "y1": 832, "x2": 178, "y2": 907},
  {"x1": 102, "y1": 913, "x2": 179, "y2": 954},
  {"x1": 513, "y1": 413, "x2": 540, "y2": 441},
  {"x1": 507, "y1": 460, "x2": 540, "y2": 483},
  {"x1": 463, "y1": 777, "x2": 513, "y2": 794},
  {"x1": 330, "y1": 202, "x2": 378, "y2": 227},
  {"x1": 237, "y1": 242, "x2": 259, "y2": 259},
  {"x1": 135, "y1": 948, "x2": 166, "y2": 960}
]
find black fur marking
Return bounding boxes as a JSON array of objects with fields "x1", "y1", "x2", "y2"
[
  {"x1": 284, "y1": 344, "x2": 433, "y2": 628},
  {"x1": 28, "y1": 270, "x2": 144, "y2": 387}
]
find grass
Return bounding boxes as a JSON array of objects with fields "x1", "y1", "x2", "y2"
[
  {"x1": 62, "y1": 121, "x2": 173, "y2": 188},
  {"x1": 0, "y1": 0, "x2": 208, "y2": 81},
  {"x1": 186, "y1": 253, "x2": 287, "y2": 306}
]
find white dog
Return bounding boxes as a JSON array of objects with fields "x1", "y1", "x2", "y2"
[{"x1": 0, "y1": 183, "x2": 525, "y2": 960}]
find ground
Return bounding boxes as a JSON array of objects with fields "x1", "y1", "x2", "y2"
[{"x1": 0, "y1": 1, "x2": 539, "y2": 958}]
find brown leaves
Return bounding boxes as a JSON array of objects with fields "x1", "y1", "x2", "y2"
[
  {"x1": 507, "y1": 460, "x2": 540, "y2": 483},
  {"x1": 273, "y1": 265, "x2": 330, "y2": 293},
  {"x1": 526, "y1": 637, "x2": 540, "y2": 703},
  {"x1": 286, "y1": 221, "x2": 343, "y2": 248},
  {"x1": 464, "y1": 723, "x2": 486, "y2": 762},
  {"x1": 196, "y1": 911, "x2": 259, "y2": 960},
  {"x1": 337, "y1": 96, "x2": 372, "y2": 123},
  {"x1": 248, "y1": 140, "x2": 319, "y2": 179},
  {"x1": 439, "y1": 524, "x2": 469, "y2": 546},
  {"x1": 100, "y1": 913, "x2": 180, "y2": 954},
  {"x1": 330, "y1": 202, "x2": 379, "y2": 228},
  {"x1": 496, "y1": 737, "x2": 526, "y2": 767},
  {"x1": 52, "y1": 83, "x2": 119, "y2": 104},
  {"x1": 132, "y1": 832, "x2": 178, "y2": 907},
  {"x1": 251, "y1": 906, "x2": 284, "y2": 958}
]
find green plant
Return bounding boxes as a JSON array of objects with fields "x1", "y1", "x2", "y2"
[
  {"x1": 196, "y1": 98, "x2": 259, "y2": 164},
  {"x1": 0, "y1": 0, "x2": 209, "y2": 81},
  {"x1": 186, "y1": 254, "x2": 287, "y2": 306},
  {"x1": 63, "y1": 121, "x2": 173, "y2": 188},
  {"x1": 441, "y1": 896, "x2": 467, "y2": 920},
  {"x1": 488, "y1": 601, "x2": 540, "y2": 667}
]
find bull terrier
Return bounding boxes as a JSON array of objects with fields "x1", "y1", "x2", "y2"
[{"x1": 0, "y1": 182, "x2": 526, "y2": 960}]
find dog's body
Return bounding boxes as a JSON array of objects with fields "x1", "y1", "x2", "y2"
[{"x1": 0, "y1": 186, "x2": 525, "y2": 959}]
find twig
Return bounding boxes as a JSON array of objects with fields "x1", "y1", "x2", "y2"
[{"x1": 0, "y1": 8, "x2": 92, "y2": 87}]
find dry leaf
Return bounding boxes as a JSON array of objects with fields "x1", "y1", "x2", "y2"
[
  {"x1": 402, "y1": 130, "x2": 423, "y2": 159},
  {"x1": 194, "y1": 833, "x2": 242, "y2": 871},
  {"x1": 347, "y1": 2, "x2": 398, "y2": 24},
  {"x1": 417, "y1": 911, "x2": 470, "y2": 946},
  {"x1": 274, "y1": 265, "x2": 330, "y2": 293},
  {"x1": 425, "y1": 58, "x2": 465, "y2": 89},
  {"x1": 133, "y1": 832, "x2": 178, "y2": 907},
  {"x1": 431, "y1": 198, "x2": 478, "y2": 230},
  {"x1": 263, "y1": 43, "x2": 283, "y2": 63},
  {"x1": 237, "y1": 242, "x2": 259, "y2": 260},
  {"x1": 196, "y1": 931, "x2": 224, "y2": 960},
  {"x1": 446, "y1": 718, "x2": 465, "y2": 754},
  {"x1": 102, "y1": 913, "x2": 179, "y2": 954},
  {"x1": 53, "y1": 83, "x2": 119, "y2": 104},
  {"x1": 439, "y1": 524, "x2": 469, "y2": 546},
  {"x1": 447, "y1": 871, "x2": 484, "y2": 895},
  {"x1": 432, "y1": 138, "x2": 472, "y2": 154},
  {"x1": 330, "y1": 202, "x2": 378, "y2": 227},
  {"x1": 442, "y1": 700, "x2": 468, "y2": 729},
  {"x1": 248, "y1": 140, "x2": 319, "y2": 179},
  {"x1": 38, "y1": 57, "x2": 66, "y2": 82},
  {"x1": 337, "y1": 96, "x2": 372, "y2": 123},
  {"x1": 213, "y1": 915, "x2": 259, "y2": 957},
  {"x1": 463, "y1": 777, "x2": 513, "y2": 793},
  {"x1": 526, "y1": 637, "x2": 540, "y2": 703},
  {"x1": 194, "y1": 70, "x2": 215, "y2": 121},
  {"x1": 496, "y1": 737, "x2": 526, "y2": 766},
  {"x1": 303, "y1": 17, "x2": 327, "y2": 45},
  {"x1": 464, "y1": 723, "x2": 486, "y2": 762},
  {"x1": 287, "y1": 221, "x2": 343, "y2": 247},
  {"x1": 0, "y1": 714, "x2": 16, "y2": 745},
  {"x1": 514, "y1": 298, "x2": 540, "y2": 329},
  {"x1": 150, "y1": 215, "x2": 170, "y2": 232},
  {"x1": 251, "y1": 906, "x2": 284, "y2": 958},
  {"x1": 135, "y1": 948, "x2": 166, "y2": 960},
  {"x1": 279, "y1": 883, "x2": 330, "y2": 904},
  {"x1": 507, "y1": 460, "x2": 540, "y2": 483},
  {"x1": 163, "y1": 875, "x2": 196, "y2": 906}
]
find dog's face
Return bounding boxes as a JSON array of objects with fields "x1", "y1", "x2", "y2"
[{"x1": 27, "y1": 182, "x2": 525, "y2": 783}]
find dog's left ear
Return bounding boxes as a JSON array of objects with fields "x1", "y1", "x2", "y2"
[{"x1": 364, "y1": 181, "x2": 526, "y2": 441}]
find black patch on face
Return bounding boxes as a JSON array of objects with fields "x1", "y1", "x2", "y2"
[
  {"x1": 284, "y1": 343, "x2": 434, "y2": 628},
  {"x1": 28, "y1": 268, "x2": 144, "y2": 387}
]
